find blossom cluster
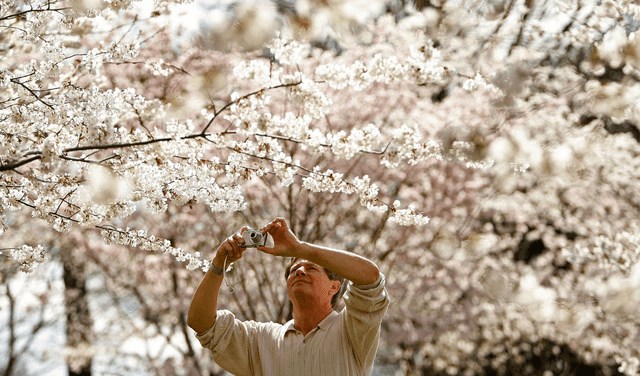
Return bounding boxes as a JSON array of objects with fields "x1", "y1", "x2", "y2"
[
  {"x1": 563, "y1": 230, "x2": 640, "y2": 273},
  {"x1": 7, "y1": 245, "x2": 47, "y2": 273},
  {"x1": 101, "y1": 227, "x2": 211, "y2": 271},
  {"x1": 225, "y1": 37, "x2": 500, "y2": 174},
  {"x1": 388, "y1": 205, "x2": 430, "y2": 226},
  {"x1": 145, "y1": 59, "x2": 174, "y2": 77},
  {"x1": 617, "y1": 356, "x2": 640, "y2": 376},
  {"x1": 269, "y1": 38, "x2": 307, "y2": 66},
  {"x1": 586, "y1": 262, "x2": 640, "y2": 320},
  {"x1": 597, "y1": 25, "x2": 640, "y2": 71},
  {"x1": 314, "y1": 44, "x2": 450, "y2": 91}
]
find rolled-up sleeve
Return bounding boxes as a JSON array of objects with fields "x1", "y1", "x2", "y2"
[
  {"x1": 195, "y1": 310, "x2": 260, "y2": 376},
  {"x1": 342, "y1": 273, "x2": 390, "y2": 369}
]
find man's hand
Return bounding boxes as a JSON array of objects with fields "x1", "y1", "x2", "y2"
[
  {"x1": 257, "y1": 218, "x2": 301, "y2": 258},
  {"x1": 212, "y1": 226, "x2": 250, "y2": 269}
]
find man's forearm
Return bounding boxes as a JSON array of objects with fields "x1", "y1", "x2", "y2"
[
  {"x1": 187, "y1": 256, "x2": 225, "y2": 334},
  {"x1": 188, "y1": 230, "x2": 248, "y2": 334},
  {"x1": 295, "y1": 242, "x2": 380, "y2": 285},
  {"x1": 259, "y1": 217, "x2": 380, "y2": 284}
]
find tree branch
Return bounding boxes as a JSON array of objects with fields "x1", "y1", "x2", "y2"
[
  {"x1": 10, "y1": 79, "x2": 55, "y2": 110},
  {"x1": 0, "y1": 155, "x2": 42, "y2": 171},
  {"x1": 200, "y1": 81, "x2": 303, "y2": 134},
  {"x1": 0, "y1": 7, "x2": 71, "y2": 22}
]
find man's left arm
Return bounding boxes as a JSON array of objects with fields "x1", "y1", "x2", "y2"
[
  {"x1": 258, "y1": 217, "x2": 380, "y2": 285},
  {"x1": 343, "y1": 276, "x2": 390, "y2": 369}
]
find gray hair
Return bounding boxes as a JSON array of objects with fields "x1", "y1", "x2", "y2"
[{"x1": 284, "y1": 257, "x2": 346, "y2": 309}]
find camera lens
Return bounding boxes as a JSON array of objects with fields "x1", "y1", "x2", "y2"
[{"x1": 250, "y1": 232, "x2": 260, "y2": 241}]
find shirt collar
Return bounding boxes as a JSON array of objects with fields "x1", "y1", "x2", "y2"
[
  {"x1": 283, "y1": 320, "x2": 297, "y2": 333},
  {"x1": 317, "y1": 310, "x2": 339, "y2": 331},
  {"x1": 284, "y1": 310, "x2": 339, "y2": 334}
]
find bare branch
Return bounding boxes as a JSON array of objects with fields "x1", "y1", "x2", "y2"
[{"x1": 0, "y1": 155, "x2": 42, "y2": 172}]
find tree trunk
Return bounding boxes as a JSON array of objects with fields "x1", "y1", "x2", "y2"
[
  {"x1": 62, "y1": 250, "x2": 93, "y2": 376},
  {"x1": 3, "y1": 284, "x2": 16, "y2": 376}
]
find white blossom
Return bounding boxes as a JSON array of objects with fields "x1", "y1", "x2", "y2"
[
  {"x1": 272, "y1": 154, "x2": 298, "y2": 187},
  {"x1": 100, "y1": 227, "x2": 211, "y2": 272},
  {"x1": 269, "y1": 38, "x2": 307, "y2": 66},
  {"x1": 515, "y1": 274, "x2": 558, "y2": 322},
  {"x1": 563, "y1": 230, "x2": 640, "y2": 273},
  {"x1": 233, "y1": 60, "x2": 274, "y2": 86},
  {"x1": 407, "y1": 43, "x2": 449, "y2": 85},
  {"x1": 463, "y1": 72, "x2": 502, "y2": 93},
  {"x1": 388, "y1": 204, "x2": 430, "y2": 226},
  {"x1": 9, "y1": 245, "x2": 47, "y2": 273},
  {"x1": 315, "y1": 63, "x2": 351, "y2": 90},
  {"x1": 287, "y1": 78, "x2": 332, "y2": 119},
  {"x1": 81, "y1": 165, "x2": 132, "y2": 206},
  {"x1": 145, "y1": 59, "x2": 174, "y2": 77},
  {"x1": 617, "y1": 356, "x2": 640, "y2": 376}
]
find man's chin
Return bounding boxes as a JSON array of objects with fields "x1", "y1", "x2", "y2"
[
  {"x1": 288, "y1": 283, "x2": 313, "y2": 296},
  {"x1": 290, "y1": 279, "x2": 310, "y2": 287}
]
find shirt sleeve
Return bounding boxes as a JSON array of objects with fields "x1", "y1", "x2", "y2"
[
  {"x1": 195, "y1": 310, "x2": 267, "y2": 376},
  {"x1": 342, "y1": 273, "x2": 390, "y2": 369}
]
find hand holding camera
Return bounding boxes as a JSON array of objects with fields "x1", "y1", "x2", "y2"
[{"x1": 240, "y1": 229, "x2": 274, "y2": 249}]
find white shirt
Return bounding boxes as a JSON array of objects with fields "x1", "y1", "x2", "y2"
[{"x1": 196, "y1": 274, "x2": 390, "y2": 376}]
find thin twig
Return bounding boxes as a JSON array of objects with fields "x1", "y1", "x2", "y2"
[
  {"x1": 60, "y1": 155, "x2": 100, "y2": 164},
  {"x1": 201, "y1": 81, "x2": 303, "y2": 134},
  {"x1": 10, "y1": 79, "x2": 55, "y2": 110},
  {"x1": 0, "y1": 7, "x2": 71, "y2": 22},
  {"x1": 54, "y1": 188, "x2": 77, "y2": 215}
]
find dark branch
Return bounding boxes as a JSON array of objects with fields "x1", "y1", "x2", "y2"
[
  {"x1": 10, "y1": 79, "x2": 55, "y2": 110},
  {"x1": 65, "y1": 137, "x2": 175, "y2": 152},
  {"x1": 0, "y1": 7, "x2": 71, "y2": 22},
  {"x1": 0, "y1": 155, "x2": 42, "y2": 171}
]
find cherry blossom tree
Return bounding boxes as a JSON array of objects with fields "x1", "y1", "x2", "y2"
[{"x1": 3, "y1": 0, "x2": 640, "y2": 375}]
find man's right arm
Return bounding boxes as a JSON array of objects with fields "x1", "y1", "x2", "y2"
[{"x1": 187, "y1": 229, "x2": 248, "y2": 334}]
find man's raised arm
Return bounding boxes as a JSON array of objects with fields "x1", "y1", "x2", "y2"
[
  {"x1": 259, "y1": 218, "x2": 380, "y2": 285},
  {"x1": 187, "y1": 228, "x2": 248, "y2": 334}
]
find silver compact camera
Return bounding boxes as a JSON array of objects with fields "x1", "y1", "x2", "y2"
[{"x1": 241, "y1": 229, "x2": 274, "y2": 248}]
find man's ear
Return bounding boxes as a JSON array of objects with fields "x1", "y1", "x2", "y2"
[{"x1": 330, "y1": 280, "x2": 341, "y2": 294}]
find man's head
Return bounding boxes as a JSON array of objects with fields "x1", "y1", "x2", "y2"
[{"x1": 284, "y1": 258, "x2": 346, "y2": 310}]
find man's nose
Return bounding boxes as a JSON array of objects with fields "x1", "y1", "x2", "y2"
[{"x1": 295, "y1": 268, "x2": 306, "y2": 276}]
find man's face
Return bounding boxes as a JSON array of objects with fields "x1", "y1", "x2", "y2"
[{"x1": 286, "y1": 259, "x2": 340, "y2": 305}]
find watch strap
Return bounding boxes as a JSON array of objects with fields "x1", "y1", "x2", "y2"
[{"x1": 210, "y1": 262, "x2": 224, "y2": 275}]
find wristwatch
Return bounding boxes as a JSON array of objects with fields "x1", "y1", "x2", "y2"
[{"x1": 210, "y1": 262, "x2": 225, "y2": 275}]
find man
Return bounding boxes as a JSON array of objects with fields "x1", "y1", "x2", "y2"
[{"x1": 187, "y1": 217, "x2": 390, "y2": 376}]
